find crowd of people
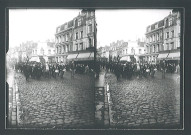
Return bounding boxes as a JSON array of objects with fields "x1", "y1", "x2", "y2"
[
  {"x1": 14, "y1": 61, "x2": 95, "y2": 81},
  {"x1": 13, "y1": 60, "x2": 180, "y2": 81},
  {"x1": 96, "y1": 61, "x2": 180, "y2": 80}
]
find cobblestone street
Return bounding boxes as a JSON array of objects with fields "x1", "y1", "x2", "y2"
[
  {"x1": 105, "y1": 71, "x2": 181, "y2": 129},
  {"x1": 14, "y1": 71, "x2": 95, "y2": 129}
]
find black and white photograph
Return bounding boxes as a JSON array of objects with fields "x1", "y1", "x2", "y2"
[
  {"x1": 6, "y1": 8, "x2": 183, "y2": 130},
  {"x1": 6, "y1": 9, "x2": 96, "y2": 129},
  {"x1": 95, "y1": 9, "x2": 183, "y2": 129}
]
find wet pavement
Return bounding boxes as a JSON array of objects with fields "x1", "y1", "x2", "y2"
[
  {"x1": 95, "y1": 71, "x2": 110, "y2": 128},
  {"x1": 7, "y1": 68, "x2": 182, "y2": 129},
  {"x1": 105, "y1": 71, "x2": 181, "y2": 129},
  {"x1": 13, "y1": 71, "x2": 95, "y2": 129}
]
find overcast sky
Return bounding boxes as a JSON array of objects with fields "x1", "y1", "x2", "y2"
[
  {"x1": 96, "y1": 9, "x2": 172, "y2": 48},
  {"x1": 9, "y1": 9, "x2": 81, "y2": 48},
  {"x1": 9, "y1": 9, "x2": 172, "y2": 49}
]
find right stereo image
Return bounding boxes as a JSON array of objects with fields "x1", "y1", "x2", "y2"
[{"x1": 94, "y1": 8, "x2": 183, "y2": 129}]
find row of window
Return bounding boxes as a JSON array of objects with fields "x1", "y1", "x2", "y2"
[
  {"x1": 76, "y1": 12, "x2": 94, "y2": 27},
  {"x1": 55, "y1": 56, "x2": 67, "y2": 63},
  {"x1": 57, "y1": 12, "x2": 94, "y2": 32},
  {"x1": 146, "y1": 42, "x2": 175, "y2": 53},
  {"x1": 32, "y1": 49, "x2": 55, "y2": 55},
  {"x1": 165, "y1": 17, "x2": 174, "y2": 27},
  {"x1": 56, "y1": 24, "x2": 93, "y2": 43},
  {"x1": 75, "y1": 24, "x2": 93, "y2": 40},
  {"x1": 147, "y1": 20, "x2": 164, "y2": 32},
  {"x1": 147, "y1": 17, "x2": 175, "y2": 32},
  {"x1": 56, "y1": 33, "x2": 70, "y2": 43},
  {"x1": 121, "y1": 48, "x2": 142, "y2": 55},
  {"x1": 166, "y1": 42, "x2": 175, "y2": 50},
  {"x1": 145, "y1": 56, "x2": 157, "y2": 62},
  {"x1": 56, "y1": 36, "x2": 93, "y2": 54},
  {"x1": 146, "y1": 32, "x2": 163, "y2": 43},
  {"x1": 165, "y1": 30, "x2": 174, "y2": 39},
  {"x1": 147, "y1": 30, "x2": 175, "y2": 43},
  {"x1": 74, "y1": 43, "x2": 84, "y2": 51},
  {"x1": 56, "y1": 45, "x2": 68, "y2": 54},
  {"x1": 75, "y1": 31, "x2": 83, "y2": 40},
  {"x1": 56, "y1": 42, "x2": 85, "y2": 54}
]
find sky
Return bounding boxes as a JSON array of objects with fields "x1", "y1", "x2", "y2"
[
  {"x1": 9, "y1": 9, "x2": 81, "y2": 48},
  {"x1": 9, "y1": 9, "x2": 172, "y2": 49},
  {"x1": 96, "y1": 9, "x2": 172, "y2": 48}
]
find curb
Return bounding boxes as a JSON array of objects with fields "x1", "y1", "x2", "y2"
[
  {"x1": 103, "y1": 74, "x2": 110, "y2": 127},
  {"x1": 11, "y1": 75, "x2": 17, "y2": 127},
  {"x1": 15, "y1": 81, "x2": 23, "y2": 127},
  {"x1": 95, "y1": 71, "x2": 111, "y2": 128},
  {"x1": 105, "y1": 72, "x2": 117, "y2": 127}
]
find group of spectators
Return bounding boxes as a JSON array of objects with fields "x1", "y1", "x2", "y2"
[
  {"x1": 96, "y1": 61, "x2": 180, "y2": 80},
  {"x1": 13, "y1": 60, "x2": 180, "y2": 81},
  {"x1": 97, "y1": 61, "x2": 157, "y2": 80},
  {"x1": 14, "y1": 61, "x2": 95, "y2": 81},
  {"x1": 15, "y1": 62, "x2": 67, "y2": 80},
  {"x1": 165, "y1": 63, "x2": 180, "y2": 73}
]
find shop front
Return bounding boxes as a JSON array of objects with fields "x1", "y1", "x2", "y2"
[
  {"x1": 67, "y1": 52, "x2": 94, "y2": 71},
  {"x1": 156, "y1": 53, "x2": 169, "y2": 64}
]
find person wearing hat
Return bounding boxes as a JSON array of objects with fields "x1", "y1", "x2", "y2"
[
  {"x1": 70, "y1": 60, "x2": 75, "y2": 78},
  {"x1": 161, "y1": 59, "x2": 166, "y2": 79}
]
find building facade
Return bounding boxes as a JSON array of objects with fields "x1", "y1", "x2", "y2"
[
  {"x1": 8, "y1": 41, "x2": 38, "y2": 63},
  {"x1": 98, "y1": 40, "x2": 145, "y2": 63},
  {"x1": 145, "y1": 10, "x2": 181, "y2": 64},
  {"x1": 109, "y1": 40, "x2": 128, "y2": 62},
  {"x1": 97, "y1": 46, "x2": 110, "y2": 61},
  {"x1": 55, "y1": 20, "x2": 73, "y2": 63},
  {"x1": 31, "y1": 42, "x2": 55, "y2": 63},
  {"x1": 162, "y1": 11, "x2": 181, "y2": 64},
  {"x1": 55, "y1": 9, "x2": 96, "y2": 64},
  {"x1": 145, "y1": 19, "x2": 164, "y2": 63},
  {"x1": 120, "y1": 40, "x2": 145, "y2": 63}
]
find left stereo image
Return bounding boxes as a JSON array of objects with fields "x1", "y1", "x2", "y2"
[{"x1": 6, "y1": 9, "x2": 96, "y2": 129}]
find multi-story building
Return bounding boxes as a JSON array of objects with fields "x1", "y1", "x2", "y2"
[
  {"x1": 98, "y1": 40, "x2": 145, "y2": 63},
  {"x1": 109, "y1": 44, "x2": 118, "y2": 62},
  {"x1": 55, "y1": 9, "x2": 96, "y2": 64},
  {"x1": 145, "y1": 19, "x2": 164, "y2": 63},
  {"x1": 102, "y1": 46, "x2": 110, "y2": 61},
  {"x1": 162, "y1": 11, "x2": 181, "y2": 64},
  {"x1": 55, "y1": 20, "x2": 73, "y2": 63},
  {"x1": 97, "y1": 46, "x2": 110, "y2": 61},
  {"x1": 145, "y1": 10, "x2": 181, "y2": 64},
  {"x1": 120, "y1": 40, "x2": 145, "y2": 63},
  {"x1": 109, "y1": 40, "x2": 128, "y2": 62},
  {"x1": 31, "y1": 42, "x2": 55, "y2": 63}
]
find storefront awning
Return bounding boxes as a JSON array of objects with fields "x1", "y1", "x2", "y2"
[
  {"x1": 120, "y1": 56, "x2": 131, "y2": 62},
  {"x1": 76, "y1": 52, "x2": 94, "y2": 61},
  {"x1": 29, "y1": 57, "x2": 40, "y2": 62},
  {"x1": 89, "y1": 52, "x2": 94, "y2": 59},
  {"x1": 77, "y1": 52, "x2": 90, "y2": 58},
  {"x1": 157, "y1": 53, "x2": 169, "y2": 59},
  {"x1": 67, "y1": 54, "x2": 78, "y2": 60},
  {"x1": 167, "y1": 52, "x2": 180, "y2": 60}
]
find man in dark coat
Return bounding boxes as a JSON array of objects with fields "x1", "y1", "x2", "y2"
[
  {"x1": 161, "y1": 60, "x2": 166, "y2": 79},
  {"x1": 23, "y1": 63, "x2": 30, "y2": 81},
  {"x1": 59, "y1": 63, "x2": 65, "y2": 79},
  {"x1": 71, "y1": 60, "x2": 75, "y2": 78},
  {"x1": 114, "y1": 63, "x2": 121, "y2": 80}
]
